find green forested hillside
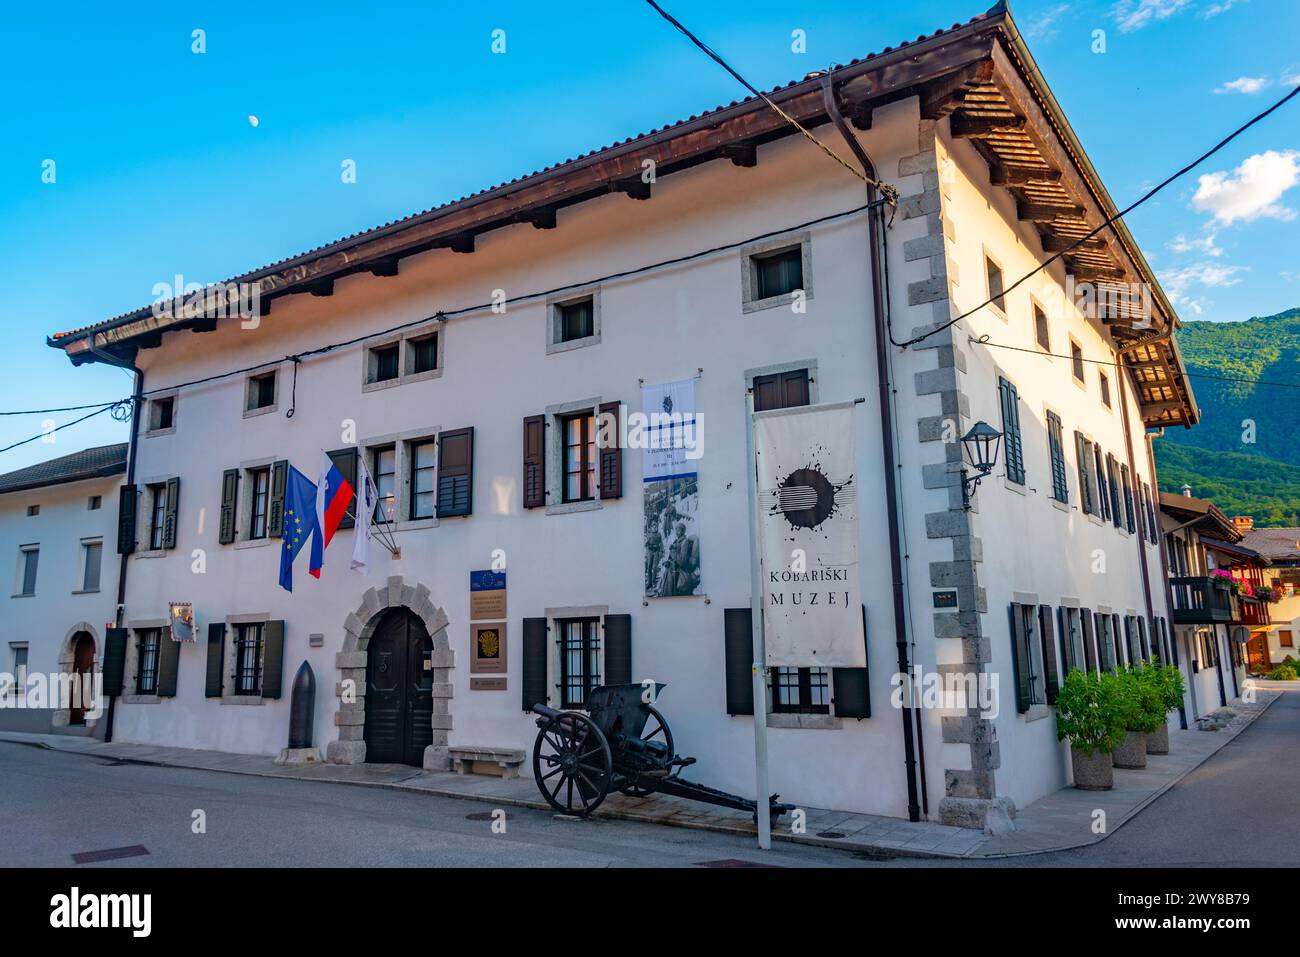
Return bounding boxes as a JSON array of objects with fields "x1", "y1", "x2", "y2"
[{"x1": 1153, "y1": 307, "x2": 1300, "y2": 523}]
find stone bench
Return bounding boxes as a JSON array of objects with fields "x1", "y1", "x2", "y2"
[{"x1": 448, "y1": 746, "x2": 526, "y2": 779}]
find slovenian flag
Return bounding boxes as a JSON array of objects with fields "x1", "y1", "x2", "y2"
[{"x1": 311, "y1": 450, "x2": 355, "y2": 579}]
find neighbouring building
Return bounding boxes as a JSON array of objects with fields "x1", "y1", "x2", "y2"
[
  {"x1": 1237, "y1": 521, "x2": 1300, "y2": 671},
  {"x1": 0, "y1": 443, "x2": 126, "y2": 736},
  {"x1": 44, "y1": 5, "x2": 1197, "y2": 827}
]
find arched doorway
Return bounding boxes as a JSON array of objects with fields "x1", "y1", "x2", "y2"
[
  {"x1": 70, "y1": 632, "x2": 95, "y2": 725},
  {"x1": 363, "y1": 608, "x2": 433, "y2": 766}
]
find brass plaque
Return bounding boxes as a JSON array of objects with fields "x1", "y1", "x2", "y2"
[
  {"x1": 470, "y1": 589, "x2": 507, "y2": 621},
  {"x1": 470, "y1": 622, "x2": 507, "y2": 674},
  {"x1": 470, "y1": 677, "x2": 507, "y2": 691}
]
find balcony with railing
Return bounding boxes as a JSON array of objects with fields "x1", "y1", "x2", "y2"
[
  {"x1": 1170, "y1": 576, "x2": 1240, "y2": 624},
  {"x1": 1237, "y1": 595, "x2": 1271, "y2": 627}
]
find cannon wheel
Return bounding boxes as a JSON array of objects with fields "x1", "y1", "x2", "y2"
[
  {"x1": 618, "y1": 705, "x2": 674, "y2": 798},
  {"x1": 533, "y1": 711, "x2": 613, "y2": 816}
]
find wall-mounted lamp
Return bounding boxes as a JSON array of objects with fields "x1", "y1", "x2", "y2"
[{"x1": 960, "y1": 421, "x2": 1002, "y2": 510}]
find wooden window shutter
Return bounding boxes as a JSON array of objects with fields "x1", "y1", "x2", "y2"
[
  {"x1": 603, "y1": 614, "x2": 632, "y2": 685},
  {"x1": 1074, "y1": 434, "x2": 1092, "y2": 515},
  {"x1": 102, "y1": 627, "x2": 129, "y2": 697},
  {"x1": 1080, "y1": 606, "x2": 1096, "y2": 673},
  {"x1": 326, "y1": 447, "x2": 359, "y2": 529},
  {"x1": 261, "y1": 620, "x2": 286, "y2": 698},
  {"x1": 723, "y1": 609, "x2": 755, "y2": 716},
  {"x1": 1039, "y1": 605, "x2": 1060, "y2": 705},
  {"x1": 597, "y1": 401, "x2": 622, "y2": 500},
  {"x1": 205, "y1": 623, "x2": 226, "y2": 698},
  {"x1": 1056, "y1": 607, "x2": 1072, "y2": 673},
  {"x1": 998, "y1": 378, "x2": 1025, "y2": 484},
  {"x1": 116, "y1": 484, "x2": 137, "y2": 555},
  {"x1": 436, "y1": 428, "x2": 474, "y2": 518},
  {"x1": 218, "y1": 468, "x2": 239, "y2": 544},
  {"x1": 831, "y1": 605, "x2": 871, "y2": 719},
  {"x1": 522, "y1": 415, "x2": 546, "y2": 509},
  {"x1": 157, "y1": 632, "x2": 181, "y2": 697},
  {"x1": 267, "y1": 460, "x2": 289, "y2": 537},
  {"x1": 521, "y1": 617, "x2": 548, "y2": 711},
  {"x1": 162, "y1": 476, "x2": 180, "y2": 549},
  {"x1": 1008, "y1": 604, "x2": 1032, "y2": 714}
]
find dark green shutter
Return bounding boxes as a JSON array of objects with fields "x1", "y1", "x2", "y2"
[
  {"x1": 1074, "y1": 434, "x2": 1092, "y2": 515},
  {"x1": 831, "y1": 606, "x2": 871, "y2": 719},
  {"x1": 436, "y1": 427, "x2": 474, "y2": 518},
  {"x1": 1039, "y1": 605, "x2": 1060, "y2": 705},
  {"x1": 157, "y1": 633, "x2": 180, "y2": 697},
  {"x1": 1008, "y1": 603, "x2": 1031, "y2": 714},
  {"x1": 326, "y1": 448, "x2": 359, "y2": 529},
  {"x1": 162, "y1": 476, "x2": 180, "y2": 549},
  {"x1": 267, "y1": 460, "x2": 288, "y2": 537},
  {"x1": 998, "y1": 378, "x2": 1024, "y2": 484},
  {"x1": 522, "y1": 617, "x2": 548, "y2": 712},
  {"x1": 218, "y1": 469, "x2": 239, "y2": 544},
  {"x1": 723, "y1": 608, "x2": 755, "y2": 716},
  {"x1": 603, "y1": 614, "x2": 632, "y2": 686},
  {"x1": 522, "y1": 416, "x2": 545, "y2": 509},
  {"x1": 1081, "y1": 606, "x2": 1096, "y2": 673},
  {"x1": 102, "y1": 627, "x2": 129, "y2": 696},
  {"x1": 205, "y1": 623, "x2": 226, "y2": 698},
  {"x1": 261, "y1": 620, "x2": 285, "y2": 698},
  {"x1": 116, "y1": 484, "x2": 137, "y2": 555},
  {"x1": 1056, "y1": 607, "x2": 1074, "y2": 673},
  {"x1": 598, "y1": 401, "x2": 622, "y2": 500}
]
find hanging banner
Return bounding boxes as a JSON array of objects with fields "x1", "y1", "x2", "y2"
[
  {"x1": 642, "y1": 378, "x2": 703, "y2": 598},
  {"x1": 754, "y1": 401, "x2": 865, "y2": 667}
]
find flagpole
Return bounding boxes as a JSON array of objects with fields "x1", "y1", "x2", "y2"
[
  {"x1": 355, "y1": 451, "x2": 400, "y2": 556},
  {"x1": 744, "y1": 389, "x2": 772, "y2": 851}
]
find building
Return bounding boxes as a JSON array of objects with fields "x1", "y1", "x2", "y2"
[
  {"x1": 0, "y1": 444, "x2": 126, "y2": 736},
  {"x1": 44, "y1": 5, "x2": 1196, "y2": 827},
  {"x1": 1238, "y1": 522, "x2": 1300, "y2": 671}
]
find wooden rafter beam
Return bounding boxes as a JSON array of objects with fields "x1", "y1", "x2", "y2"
[
  {"x1": 305, "y1": 279, "x2": 334, "y2": 297},
  {"x1": 721, "y1": 142, "x2": 758, "y2": 167},
  {"x1": 611, "y1": 178, "x2": 652, "y2": 201},
  {"x1": 368, "y1": 258, "x2": 400, "y2": 277},
  {"x1": 1039, "y1": 233, "x2": 1103, "y2": 253},
  {"x1": 918, "y1": 60, "x2": 995, "y2": 119},
  {"x1": 1017, "y1": 201, "x2": 1084, "y2": 222},
  {"x1": 950, "y1": 112, "x2": 1025, "y2": 138},
  {"x1": 990, "y1": 165, "x2": 1061, "y2": 186}
]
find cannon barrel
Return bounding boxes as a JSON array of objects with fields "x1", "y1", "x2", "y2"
[{"x1": 532, "y1": 703, "x2": 564, "y2": 727}]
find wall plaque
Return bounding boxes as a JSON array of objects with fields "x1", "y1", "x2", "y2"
[
  {"x1": 470, "y1": 677, "x2": 507, "y2": 691},
  {"x1": 932, "y1": 590, "x2": 958, "y2": 609},
  {"x1": 470, "y1": 621, "x2": 507, "y2": 675},
  {"x1": 469, "y1": 569, "x2": 507, "y2": 620}
]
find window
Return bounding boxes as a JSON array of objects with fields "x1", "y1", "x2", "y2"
[
  {"x1": 752, "y1": 368, "x2": 810, "y2": 413},
  {"x1": 558, "y1": 299, "x2": 594, "y2": 343},
  {"x1": 1075, "y1": 433, "x2": 1096, "y2": 515},
  {"x1": 409, "y1": 439, "x2": 437, "y2": 519},
  {"x1": 1282, "y1": 630, "x2": 1294, "y2": 648},
  {"x1": 26, "y1": 504, "x2": 39, "y2": 517},
  {"x1": 1009, "y1": 602, "x2": 1046, "y2": 711},
  {"x1": 148, "y1": 396, "x2": 175, "y2": 432},
  {"x1": 1062, "y1": 607, "x2": 1084, "y2": 673},
  {"x1": 753, "y1": 247, "x2": 804, "y2": 300},
  {"x1": 247, "y1": 372, "x2": 276, "y2": 411},
  {"x1": 370, "y1": 344, "x2": 400, "y2": 383},
  {"x1": 558, "y1": 618, "x2": 600, "y2": 709},
  {"x1": 372, "y1": 446, "x2": 396, "y2": 522},
  {"x1": 136, "y1": 629, "x2": 162, "y2": 695},
  {"x1": 81, "y1": 540, "x2": 102, "y2": 592},
  {"x1": 1070, "y1": 340, "x2": 1085, "y2": 382},
  {"x1": 249, "y1": 467, "x2": 271, "y2": 539},
  {"x1": 234, "y1": 623, "x2": 264, "y2": 696},
  {"x1": 88, "y1": 495, "x2": 102, "y2": 510},
  {"x1": 985, "y1": 256, "x2": 1006, "y2": 313},
  {"x1": 1096, "y1": 614, "x2": 1117, "y2": 672},
  {"x1": 17, "y1": 546, "x2": 38, "y2": 596},
  {"x1": 408, "y1": 333, "x2": 438, "y2": 374},
  {"x1": 10, "y1": 645, "x2": 28, "y2": 697},
  {"x1": 998, "y1": 377, "x2": 1024, "y2": 484},
  {"x1": 771, "y1": 666, "x2": 831, "y2": 714},
  {"x1": 1046, "y1": 411, "x2": 1068, "y2": 503},
  {"x1": 1099, "y1": 371, "x2": 1111, "y2": 408},
  {"x1": 148, "y1": 483, "x2": 168, "y2": 549},
  {"x1": 561, "y1": 413, "x2": 596, "y2": 504},
  {"x1": 1033, "y1": 304, "x2": 1050, "y2": 350}
]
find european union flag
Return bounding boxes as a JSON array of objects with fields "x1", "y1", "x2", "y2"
[{"x1": 278, "y1": 465, "x2": 321, "y2": 592}]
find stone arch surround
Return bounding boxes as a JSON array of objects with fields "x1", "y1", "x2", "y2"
[
  {"x1": 51, "y1": 622, "x2": 100, "y2": 730},
  {"x1": 325, "y1": 576, "x2": 453, "y2": 770}
]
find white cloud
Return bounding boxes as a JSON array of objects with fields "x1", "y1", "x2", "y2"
[
  {"x1": 1159, "y1": 261, "x2": 1247, "y2": 315},
  {"x1": 1113, "y1": 0, "x2": 1192, "y2": 32},
  {"x1": 1283, "y1": 70, "x2": 1300, "y2": 86},
  {"x1": 1193, "y1": 150, "x2": 1300, "y2": 224},
  {"x1": 1214, "y1": 76, "x2": 1270, "y2": 94},
  {"x1": 1168, "y1": 232, "x2": 1223, "y2": 256},
  {"x1": 1202, "y1": 0, "x2": 1245, "y2": 17},
  {"x1": 1023, "y1": 4, "x2": 1071, "y2": 40}
]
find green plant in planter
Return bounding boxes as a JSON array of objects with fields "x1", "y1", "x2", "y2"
[
  {"x1": 1117, "y1": 664, "x2": 1166, "y2": 733},
  {"x1": 1055, "y1": 669, "x2": 1125, "y2": 756},
  {"x1": 1156, "y1": 664, "x2": 1185, "y2": 714}
]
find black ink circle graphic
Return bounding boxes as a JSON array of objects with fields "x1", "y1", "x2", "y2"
[{"x1": 778, "y1": 467, "x2": 835, "y2": 529}]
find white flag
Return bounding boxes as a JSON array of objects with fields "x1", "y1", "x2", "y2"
[{"x1": 351, "y1": 460, "x2": 379, "y2": 574}]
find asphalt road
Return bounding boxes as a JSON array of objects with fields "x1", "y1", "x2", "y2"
[{"x1": 2, "y1": 687, "x2": 1295, "y2": 868}]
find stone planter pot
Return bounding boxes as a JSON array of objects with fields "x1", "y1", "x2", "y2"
[
  {"x1": 1146, "y1": 722, "x2": 1169, "y2": 755},
  {"x1": 1113, "y1": 730, "x2": 1148, "y2": 769},
  {"x1": 1071, "y1": 747, "x2": 1114, "y2": 790}
]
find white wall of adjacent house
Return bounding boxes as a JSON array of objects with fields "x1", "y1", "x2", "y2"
[
  {"x1": 105, "y1": 95, "x2": 1174, "y2": 819},
  {"x1": 0, "y1": 475, "x2": 122, "y2": 734}
]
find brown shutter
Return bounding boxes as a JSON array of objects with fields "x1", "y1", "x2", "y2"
[
  {"x1": 261, "y1": 620, "x2": 286, "y2": 699},
  {"x1": 523, "y1": 415, "x2": 546, "y2": 509},
  {"x1": 831, "y1": 606, "x2": 871, "y2": 719},
  {"x1": 522, "y1": 617, "x2": 548, "y2": 711},
  {"x1": 102, "y1": 628, "x2": 129, "y2": 696},
  {"x1": 597, "y1": 401, "x2": 622, "y2": 500},
  {"x1": 1008, "y1": 604, "x2": 1032, "y2": 714},
  {"x1": 1080, "y1": 607, "x2": 1096, "y2": 673},
  {"x1": 436, "y1": 427, "x2": 474, "y2": 518},
  {"x1": 157, "y1": 633, "x2": 181, "y2": 697},
  {"x1": 162, "y1": 477, "x2": 180, "y2": 549},
  {"x1": 603, "y1": 614, "x2": 632, "y2": 685},
  {"x1": 205, "y1": 623, "x2": 226, "y2": 698},
  {"x1": 116, "y1": 484, "x2": 137, "y2": 555},
  {"x1": 218, "y1": 469, "x2": 239, "y2": 544},
  {"x1": 267, "y1": 460, "x2": 288, "y2": 537},
  {"x1": 326, "y1": 447, "x2": 359, "y2": 529},
  {"x1": 723, "y1": 609, "x2": 755, "y2": 716},
  {"x1": 1039, "y1": 604, "x2": 1060, "y2": 705}
]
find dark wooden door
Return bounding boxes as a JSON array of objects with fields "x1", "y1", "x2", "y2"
[
  {"x1": 364, "y1": 609, "x2": 433, "y2": 766},
  {"x1": 70, "y1": 633, "x2": 95, "y2": 725}
]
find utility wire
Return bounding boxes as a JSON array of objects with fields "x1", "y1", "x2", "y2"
[
  {"x1": 899, "y1": 81, "x2": 1300, "y2": 348},
  {"x1": 0, "y1": 404, "x2": 120, "y2": 455},
  {"x1": 0, "y1": 400, "x2": 122, "y2": 416}
]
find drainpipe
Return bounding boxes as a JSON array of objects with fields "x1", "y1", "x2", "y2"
[{"x1": 821, "y1": 78, "x2": 923, "y2": 822}]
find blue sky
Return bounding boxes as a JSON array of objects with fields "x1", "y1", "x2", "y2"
[{"x1": 1, "y1": 0, "x2": 1297, "y2": 469}]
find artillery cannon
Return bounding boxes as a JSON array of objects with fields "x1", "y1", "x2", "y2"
[{"x1": 531, "y1": 683, "x2": 794, "y2": 821}]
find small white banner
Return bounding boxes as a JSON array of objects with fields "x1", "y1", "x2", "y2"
[{"x1": 754, "y1": 401, "x2": 865, "y2": 667}]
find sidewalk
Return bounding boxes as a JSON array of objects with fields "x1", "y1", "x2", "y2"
[{"x1": 1, "y1": 688, "x2": 1278, "y2": 860}]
